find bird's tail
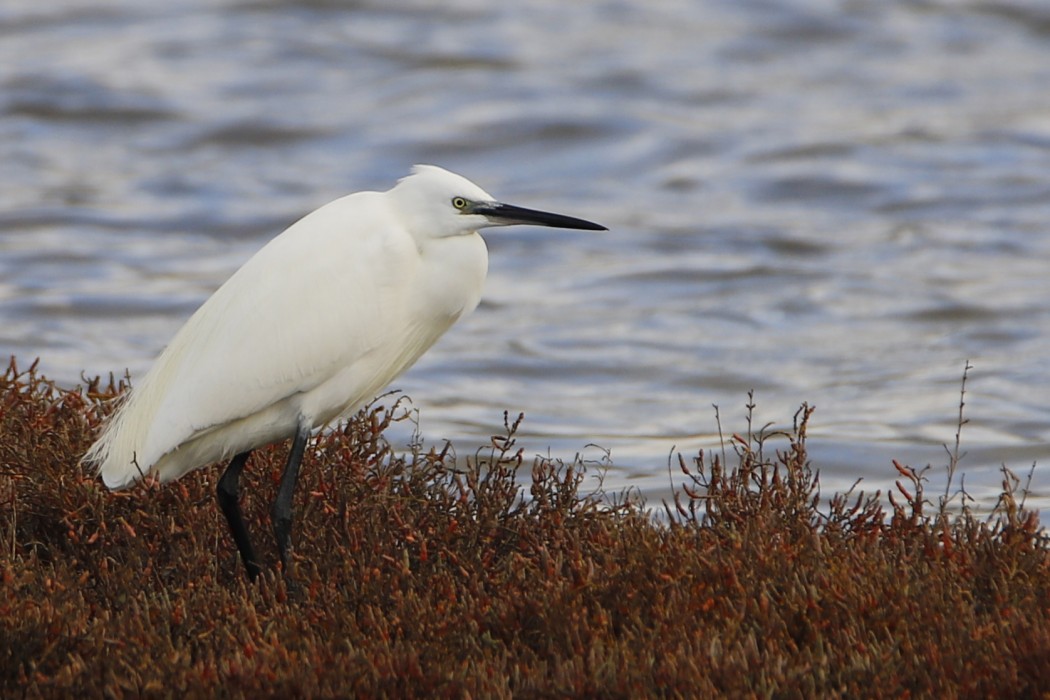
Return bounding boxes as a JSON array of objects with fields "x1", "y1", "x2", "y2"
[{"x1": 81, "y1": 390, "x2": 152, "y2": 490}]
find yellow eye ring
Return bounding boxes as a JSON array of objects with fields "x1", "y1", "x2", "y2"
[{"x1": 451, "y1": 197, "x2": 468, "y2": 210}]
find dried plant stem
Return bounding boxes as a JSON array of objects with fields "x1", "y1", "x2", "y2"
[{"x1": 943, "y1": 359, "x2": 973, "y2": 508}]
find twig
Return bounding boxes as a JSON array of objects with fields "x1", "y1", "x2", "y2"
[
  {"x1": 713, "y1": 403, "x2": 726, "y2": 471},
  {"x1": 943, "y1": 360, "x2": 972, "y2": 506}
]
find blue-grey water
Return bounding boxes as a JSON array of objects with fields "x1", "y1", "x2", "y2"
[{"x1": 3, "y1": 1, "x2": 1049, "y2": 510}]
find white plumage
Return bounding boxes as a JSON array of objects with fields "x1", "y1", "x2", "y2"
[
  {"x1": 88, "y1": 166, "x2": 489, "y2": 487},
  {"x1": 82, "y1": 164, "x2": 605, "y2": 579}
]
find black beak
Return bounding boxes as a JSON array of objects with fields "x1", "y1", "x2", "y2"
[{"x1": 474, "y1": 202, "x2": 607, "y2": 231}]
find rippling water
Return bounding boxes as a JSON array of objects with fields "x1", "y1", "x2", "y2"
[{"x1": 3, "y1": 0, "x2": 1049, "y2": 508}]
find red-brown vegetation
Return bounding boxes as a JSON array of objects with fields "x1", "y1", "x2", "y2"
[{"x1": 1, "y1": 358, "x2": 1048, "y2": 697}]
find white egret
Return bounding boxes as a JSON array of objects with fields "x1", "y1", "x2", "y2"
[{"x1": 84, "y1": 165, "x2": 606, "y2": 580}]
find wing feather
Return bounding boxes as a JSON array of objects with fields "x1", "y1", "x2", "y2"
[{"x1": 86, "y1": 191, "x2": 418, "y2": 486}]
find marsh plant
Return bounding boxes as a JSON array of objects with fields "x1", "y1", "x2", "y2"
[{"x1": 1, "y1": 358, "x2": 1047, "y2": 697}]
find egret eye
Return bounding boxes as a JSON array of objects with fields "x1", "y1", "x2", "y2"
[{"x1": 451, "y1": 197, "x2": 469, "y2": 211}]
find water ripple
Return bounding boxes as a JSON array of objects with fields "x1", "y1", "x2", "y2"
[{"x1": 1, "y1": 0, "x2": 1048, "y2": 509}]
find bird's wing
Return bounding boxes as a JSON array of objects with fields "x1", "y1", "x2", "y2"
[{"x1": 131, "y1": 192, "x2": 418, "y2": 468}]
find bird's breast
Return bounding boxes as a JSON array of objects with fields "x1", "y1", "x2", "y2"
[{"x1": 413, "y1": 232, "x2": 489, "y2": 324}]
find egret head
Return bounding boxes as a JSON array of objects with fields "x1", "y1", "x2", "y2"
[{"x1": 391, "y1": 165, "x2": 607, "y2": 240}]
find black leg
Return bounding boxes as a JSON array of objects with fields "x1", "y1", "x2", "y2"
[
  {"x1": 217, "y1": 451, "x2": 262, "y2": 581},
  {"x1": 272, "y1": 422, "x2": 310, "y2": 576}
]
